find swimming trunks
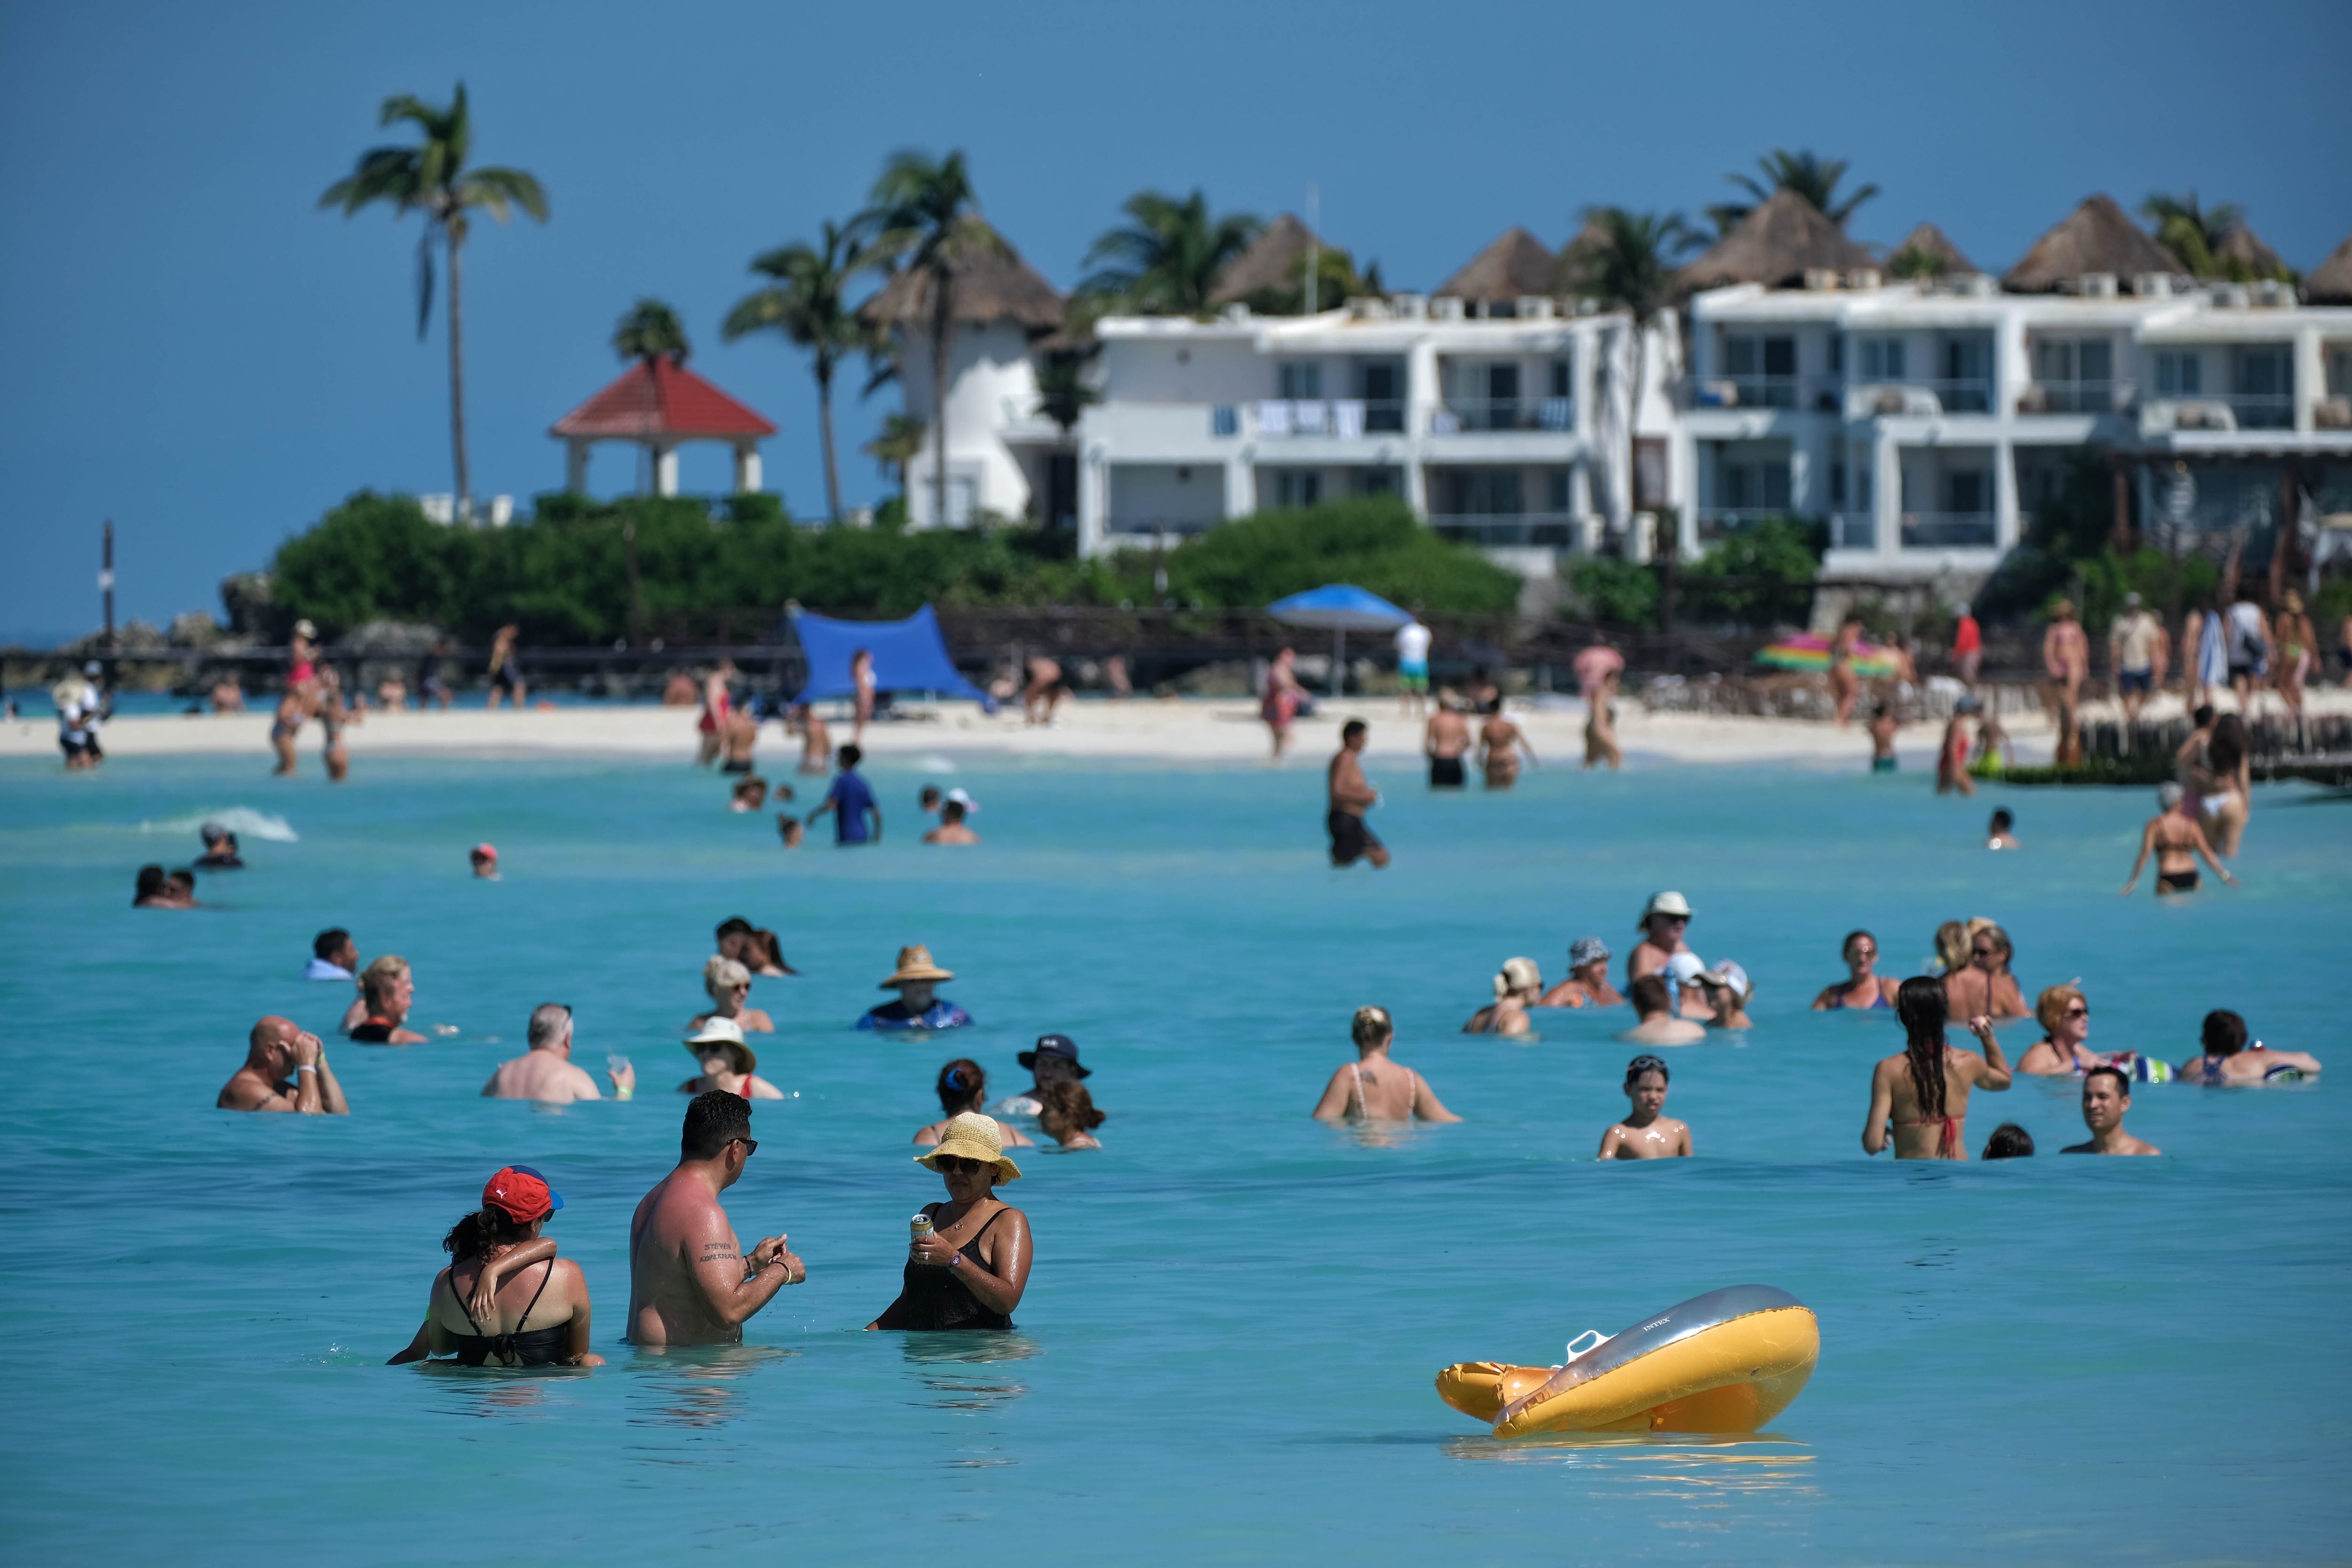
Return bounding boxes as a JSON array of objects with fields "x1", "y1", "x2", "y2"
[
  {"x1": 1327, "y1": 810, "x2": 1382, "y2": 867},
  {"x1": 720, "y1": 759, "x2": 754, "y2": 775},
  {"x1": 446, "y1": 1258, "x2": 569, "y2": 1366},
  {"x1": 2118, "y1": 669, "x2": 2153, "y2": 695},
  {"x1": 1871, "y1": 756, "x2": 1897, "y2": 774},
  {"x1": 890, "y1": 1208, "x2": 1013, "y2": 1330},
  {"x1": 1398, "y1": 666, "x2": 1429, "y2": 693},
  {"x1": 1429, "y1": 756, "x2": 1466, "y2": 788},
  {"x1": 2155, "y1": 869, "x2": 2199, "y2": 894}
]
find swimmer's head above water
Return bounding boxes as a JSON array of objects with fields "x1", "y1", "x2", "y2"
[
  {"x1": 1351, "y1": 1006, "x2": 1393, "y2": 1051},
  {"x1": 469, "y1": 843, "x2": 498, "y2": 878}
]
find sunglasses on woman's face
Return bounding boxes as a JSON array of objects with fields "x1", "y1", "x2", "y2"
[
  {"x1": 2066, "y1": 1006, "x2": 2089, "y2": 1019},
  {"x1": 934, "y1": 1156, "x2": 989, "y2": 1176}
]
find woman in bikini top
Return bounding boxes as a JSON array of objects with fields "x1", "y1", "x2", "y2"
[
  {"x1": 1863, "y1": 978, "x2": 2013, "y2": 1161},
  {"x1": 1812, "y1": 930, "x2": 1898, "y2": 1011},
  {"x1": 1311, "y1": 1006, "x2": 1461, "y2": 1123}
]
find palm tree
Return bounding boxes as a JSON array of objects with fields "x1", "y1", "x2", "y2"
[
  {"x1": 1078, "y1": 190, "x2": 1261, "y2": 314},
  {"x1": 321, "y1": 83, "x2": 547, "y2": 511},
  {"x1": 2139, "y1": 191, "x2": 2244, "y2": 279},
  {"x1": 863, "y1": 413, "x2": 927, "y2": 501},
  {"x1": 723, "y1": 222, "x2": 885, "y2": 523},
  {"x1": 1033, "y1": 349, "x2": 1102, "y2": 435},
  {"x1": 1567, "y1": 207, "x2": 1699, "y2": 627},
  {"x1": 612, "y1": 298, "x2": 690, "y2": 364},
  {"x1": 1708, "y1": 149, "x2": 1877, "y2": 235},
  {"x1": 858, "y1": 149, "x2": 997, "y2": 529}
]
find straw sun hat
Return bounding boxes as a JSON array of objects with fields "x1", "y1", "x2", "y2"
[
  {"x1": 879, "y1": 945, "x2": 954, "y2": 988},
  {"x1": 913, "y1": 1111, "x2": 1022, "y2": 1184}
]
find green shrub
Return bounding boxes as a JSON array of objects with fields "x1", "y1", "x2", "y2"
[
  {"x1": 1679, "y1": 515, "x2": 1825, "y2": 628},
  {"x1": 1150, "y1": 497, "x2": 1520, "y2": 613},
  {"x1": 1566, "y1": 558, "x2": 1661, "y2": 628}
]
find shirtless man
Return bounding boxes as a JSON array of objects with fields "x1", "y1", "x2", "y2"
[
  {"x1": 1862, "y1": 979, "x2": 2011, "y2": 1160},
  {"x1": 482, "y1": 1003, "x2": 635, "y2": 1103},
  {"x1": 1327, "y1": 719, "x2": 1388, "y2": 868},
  {"x1": 1615, "y1": 976, "x2": 1705, "y2": 1046},
  {"x1": 627, "y1": 1092, "x2": 804, "y2": 1346},
  {"x1": 719, "y1": 705, "x2": 759, "y2": 774},
  {"x1": 1596, "y1": 1055, "x2": 1691, "y2": 1159},
  {"x1": 1539, "y1": 936, "x2": 1623, "y2": 1008},
  {"x1": 1478, "y1": 707, "x2": 1535, "y2": 789},
  {"x1": 2062, "y1": 1066, "x2": 2160, "y2": 1156},
  {"x1": 922, "y1": 799, "x2": 980, "y2": 845},
  {"x1": 2042, "y1": 598, "x2": 2089, "y2": 767},
  {"x1": 1627, "y1": 891, "x2": 1694, "y2": 987},
  {"x1": 218, "y1": 1016, "x2": 350, "y2": 1114},
  {"x1": 1943, "y1": 923, "x2": 2026, "y2": 1020},
  {"x1": 1583, "y1": 672, "x2": 1622, "y2": 771},
  {"x1": 1937, "y1": 696, "x2": 1979, "y2": 796},
  {"x1": 2121, "y1": 783, "x2": 2237, "y2": 896},
  {"x1": 1423, "y1": 696, "x2": 1471, "y2": 788}
]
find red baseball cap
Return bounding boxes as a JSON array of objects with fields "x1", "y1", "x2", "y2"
[
  {"x1": 481, "y1": 1165, "x2": 561, "y2": 1223},
  {"x1": 471, "y1": 843, "x2": 498, "y2": 860}
]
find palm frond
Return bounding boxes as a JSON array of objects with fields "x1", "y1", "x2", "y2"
[{"x1": 459, "y1": 166, "x2": 549, "y2": 223}]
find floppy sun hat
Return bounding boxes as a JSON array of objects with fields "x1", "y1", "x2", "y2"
[
  {"x1": 1638, "y1": 891, "x2": 1693, "y2": 927},
  {"x1": 482, "y1": 1165, "x2": 562, "y2": 1223},
  {"x1": 1018, "y1": 1034, "x2": 1090, "y2": 1076},
  {"x1": 683, "y1": 1016, "x2": 756, "y2": 1075},
  {"x1": 914, "y1": 1111, "x2": 1022, "y2": 1184},
  {"x1": 880, "y1": 945, "x2": 954, "y2": 988}
]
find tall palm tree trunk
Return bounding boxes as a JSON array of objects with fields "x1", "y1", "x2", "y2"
[
  {"x1": 816, "y1": 358, "x2": 843, "y2": 524},
  {"x1": 446, "y1": 222, "x2": 471, "y2": 510},
  {"x1": 930, "y1": 269, "x2": 954, "y2": 528}
]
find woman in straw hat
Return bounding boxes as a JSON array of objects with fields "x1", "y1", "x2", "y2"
[
  {"x1": 691, "y1": 957, "x2": 774, "y2": 1035},
  {"x1": 858, "y1": 945, "x2": 971, "y2": 1031},
  {"x1": 867, "y1": 1112, "x2": 1031, "y2": 1331},
  {"x1": 1462, "y1": 957, "x2": 1543, "y2": 1036},
  {"x1": 676, "y1": 1018, "x2": 784, "y2": 1099}
]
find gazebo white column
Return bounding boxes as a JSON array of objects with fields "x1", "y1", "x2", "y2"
[
  {"x1": 652, "y1": 444, "x2": 680, "y2": 497},
  {"x1": 565, "y1": 439, "x2": 589, "y2": 493},
  {"x1": 733, "y1": 442, "x2": 762, "y2": 495}
]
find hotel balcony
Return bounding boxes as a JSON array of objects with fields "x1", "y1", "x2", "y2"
[
  {"x1": 1428, "y1": 511, "x2": 1581, "y2": 547},
  {"x1": 1828, "y1": 512, "x2": 1875, "y2": 550},
  {"x1": 1240, "y1": 399, "x2": 1406, "y2": 438},
  {"x1": 2140, "y1": 393, "x2": 2296, "y2": 435},
  {"x1": 1898, "y1": 510, "x2": 1998, "y2": 549},
  {"x1": 1692, "y1": 506, "x2": 1799, "y2": 542},
  {"x1": 2018, "y1": 380, "x2": 2136, "y2": 415},
  {"x1": 1686, "y1": 376, "x2": 1838, "y2": 413},
  {"x1": 1428, "y1": 397, "x2": 1576, "y2": 434},
  {"x1": 1843, "y1": 380, "x2": 1994, "y2": 419}
]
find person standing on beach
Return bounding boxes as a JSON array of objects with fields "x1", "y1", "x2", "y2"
[
  {"x1": 628, "y1": 1092, "x2": 803, "y2": 1346},
  {"x1": 1862, "y1": 978, "x2": 2011, "y2": 1160},
  {"x1": 218, "y1": 1016, "x2": 350, "y2": 1114},
  {"x1": 1830, "y1": 617, "x2": 1864, "y2": 728},
  {"x1": 850, "y1": 647, "x2": 876, "y2": 744},
  {"x1": 807, "y1": 744, "x2": 881, "y2": 845},
  {"x1": 1263, "y1": 646, "x2": 1306, "y2": 760},
  {"x1": 2062, "y1": 1066, "x2": 2160, "y2": 1156},
  {"x1": 483, "y1": 1003, "x2": 634, "y2": 1103},
  {"x1": 1937, "y1": 697, "x2": 1979, "y2": 796},
  {"x1": 2042, "y1": 600, "x2": 2089, "y2": 766},
  {"x1": 417, "y1": 637, "x2": 452, "y2": 709},
  {"x1": 1395, "y1": 615, "x2": 1432, "y2": 717},
  {"x1": 1423, "y1": 695, "x2": 1470, "y2": 788},
  {"x1": 2224, "y1": 586, "x2": 2271, "y2": 717},
  {"x1": 1583, "y1": 672, "x2": 1623, "y2": 771},
  {"x1": 1327, "y1": 719, "x2": 1389, "y2": 868},
  {"x1": 695, "y1": 662, "x2": 734, "y2": 767},
  {"x1": 1951, "y1": 609, "x2": 1982, "y2": 689},
  {"x1": 485, "y1": 624, "x2": 526, "y2": 710},
  {"x1": 2109, "y1": 592, "x2": 2162, "y2": 721}
]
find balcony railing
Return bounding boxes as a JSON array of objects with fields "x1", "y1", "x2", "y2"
[
  {"x1": 2142, "y1": 393, "x2": 2296, "y2": 434},
  {"x1": 2019, "y1": 380, "x2": 2135, "y2": 415},
  {"x1": 1899, "y1": 511, "x2": 1997, "y2": 549},
  {"x1": 1428, "y1": 512, "x2": 1581, "y2": 547},
  {"x1": 1104, "y1": 516, "x2": 1219, "y2": 542},
  {"x1": 1249, "y1": 398, "x2": 1405, "y2": 438},
  {"x1": 1693, "y1": 506, "x2": 1793, "y2": 541},
  {"x1": 1828, "y1": 512, "x2": 1876, "y2": 550},
  {"x1": 1845, "y1": 380, "x2": 1994, "y2": 418},
  {"x1": 1429, "y1": 397, "x2": 1575, "y2": 434}
]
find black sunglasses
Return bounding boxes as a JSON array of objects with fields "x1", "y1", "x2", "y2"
[
  {"x1": 933, "y1": 1155, "x2": 990, "y2": 1175},
  {"x1": 730, "y1": 1137, "x2": 759, "y2": 1156}
]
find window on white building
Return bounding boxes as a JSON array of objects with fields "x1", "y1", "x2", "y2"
[
  {"x1": 1549, "y1": 358, "x2": 1573, "y2": 398},
  {"x1": 1947, "y1": 471, "x2": 1989, "y2": 514},
  {"x1": 2154, "y1": 351, "x2": 2201, "y2": 397},
  {"x1": 1277, "y1": 361, "x2": 1323, "y2": 400},
  {"x1": 1270, "y1": 469, "x2": 1322, "y2": 508},
  {"x1": 1857, "y1": 337, "x2": 1906, "y2": 382}
]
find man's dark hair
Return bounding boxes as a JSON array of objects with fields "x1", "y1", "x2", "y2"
[
  {"x1": 941, "y1": 800, "x2": 965, "y2": 823},
  {"x1": 134, "y1": 864, "x2": 166, "y2": 899},
  {"x1": 715, "y1": 916, "x2": 754, "y2": 945},
  {"x1": 1341, "y1": 719, "x2": 1367, "y2": 743},
  {"x1": 682, "y1": 1090, "x2": 753, "y2": 1160},
  {"x1": 1629, "y1": 975, "x2": 1671, "y2": 1019},
  {"x1": 313, "y1": 927, "x2": 350, "y2": 961},
  {"x1": 2083, "y1": 1064, "x2": 2130, "y2": 1098},
  {"x1": 920, "y1": 785, "x2": 941, "y2": 807},
  {"x1": 2200, "y1": 1009, "x2": 2248, "y2": 1057},
  {"x1": 838, "y1": 743, "x2": 863, "y2": 769},
  {"x1": 1989, "y1": 809, "x2": 2014, "y2": 831},
  {"x1": 1982, "y1": 1122, "x2": 2035, "y2": 1160}
]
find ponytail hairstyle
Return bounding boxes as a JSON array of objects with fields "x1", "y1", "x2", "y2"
[
  {"x1": 935, "y1": 1058, "x2": 986, "y2": 1114},
  {"x1": 443, "y1": 1205, "x2": 532, "y2": 1262},
  {"x1": 1351, "y1": 1005, "x2": 1393, "y2": 1049},
  {"x1": 1894, "y1": 976, "x2": 1951, "y2": 1121}
]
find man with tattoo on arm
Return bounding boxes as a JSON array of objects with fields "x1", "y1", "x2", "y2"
[{"x1": 627, "y1": 1092, "x2": 804, "y2": 1345}]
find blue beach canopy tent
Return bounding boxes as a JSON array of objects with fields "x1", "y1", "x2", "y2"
[
  {"x1": 787, "y1": 605, "x2": 997, "y2": 711},
  {"x1": 1268, "y1": 584, "x2": 1413, "y2": 697}
]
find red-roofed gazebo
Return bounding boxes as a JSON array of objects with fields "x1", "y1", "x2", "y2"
[{"x1": 551, "y1": 358, "x2": 778, "y2": 496}]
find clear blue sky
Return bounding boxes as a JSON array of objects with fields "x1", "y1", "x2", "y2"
[{"x1": 2, "y1": 0, "x2": 2345, "y2": 642}]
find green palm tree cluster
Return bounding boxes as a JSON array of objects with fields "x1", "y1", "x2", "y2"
[
  {"x1": 1708, "y1": 148, "x2": 1877, "y2": 235},
  {"x1": 723, "y1": 222, "x2": 886, "y2": 522},
  {"x1": 2138, "y1": 191, "x2": 2285, "y2": 281},
  {"x1": 1079, "y1": 189, "x2": 1262, "y2": 314},
  {"x1": 612, "y1": 299, "x2": 690, "y2": 365},
  {"x1": 320, "y1": 82, "x2": 548, "y2": 509}
]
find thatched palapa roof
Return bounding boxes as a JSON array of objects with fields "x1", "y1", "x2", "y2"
[
  {"x1": 2212, "y1": 225, "x2": 2289, "y2": 280},
  {"x1": 1892, "y1": 222, "x2": 1976, "y2": 276},
  {"x1": 1677, "y1": 188, "x2": 1875, "y2": 293},
  {"x1": 1208, "y1": 213, "x2": 1321, "y2": 306},
  {"x1": 2307, "y1": 232, "x2": 2352, "y2": 304},
  {"x1": 860, "y1": 218, "x2": 1065, "y2": 332},
  {"x1": 1434, "y1": 226, "x2": 1558, "y2": 304},
  {"x1": 2000, "y1": 195, "x2": 2182, "y2": 293}
]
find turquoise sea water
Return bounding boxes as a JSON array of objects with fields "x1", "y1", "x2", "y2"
[{"x1": 2, "y1": 746, "x2": 2347, "y2": 1565}]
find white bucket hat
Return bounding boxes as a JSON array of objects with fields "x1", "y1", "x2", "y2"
[{"x1": 1638, "y1": 891, "x2": 1693, "y2": 927}]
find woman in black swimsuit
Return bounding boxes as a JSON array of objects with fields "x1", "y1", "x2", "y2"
[
  {"x1": 389, "y1": 1166, "x2": 604, "y2": 1368},
  {"x1": 867, "y1": 1114, "x2": 1032, "y2": 1331}
]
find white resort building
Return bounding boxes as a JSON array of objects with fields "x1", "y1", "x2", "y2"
[{"x1": 861, "y1": 194, "x2": 2352, "y2": 599}]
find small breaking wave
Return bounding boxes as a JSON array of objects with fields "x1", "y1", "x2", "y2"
[{"x1": 140, "y1": 806, "x2": 299, "y2": 843}]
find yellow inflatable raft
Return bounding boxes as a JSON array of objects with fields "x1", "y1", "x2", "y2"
[{"x1": 1437, "y1": 1285, "x2": 1818, "y2": 1437}]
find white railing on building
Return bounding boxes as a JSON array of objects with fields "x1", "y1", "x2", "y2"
[
  {"x1": 1843, "y1": 380, "x2": 1994, "y2": 418},
  {"x1": 2018, "y1": 380, "x2": 2136, "y2": 415},
  {"x1": 1426, "y1": 512, "x2": 1584, "y2": 547},
  {"x1": 1693, "y1": 507, "x2": 1797, "y2": 540},
  {"x1": 2140, "y1": 393, "x2": 2296, "y2": 434},
  {"x1": 1428, "y1": 397, "x2": 1573, "y2": 434},
  {"x1": 1248, "y1": 399, "x2": 1406, "y2": 438},
  {"x1": 1898, "y1": 511, "x2": 1998, "y2": 548}
]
